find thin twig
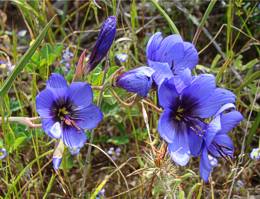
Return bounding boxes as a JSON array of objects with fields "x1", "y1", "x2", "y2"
[
  {"x1": 0, "y1": 116, "x2": 42, "y2": 128},
  {"x1": 110, "y1": 88, "x2": 137, "y2": 107},
  {"x1": 141, "y1": 99, "x2": 163, "y2": 113},
  {"x1": 227, "y1": 81, "x2": 259, "y2": 198}
]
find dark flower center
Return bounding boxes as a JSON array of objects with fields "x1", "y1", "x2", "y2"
[
  {"x1": 57, "y1": 107, "x2": 69, "y2": 120},
  {"x1": 52, "y1": 99, "x2": 80, "y2": 130},
  {"x1": 173, "y1": 104, "x2": 206, "y2": 137}
]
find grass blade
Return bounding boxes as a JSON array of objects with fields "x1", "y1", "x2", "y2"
[
  {"x1": 150, "y1": 0, "x2": 180, "y2": 34},
  {"x1": 193, "y1": 0, "x2": 217, "y2": 44},
  {"x1": 0, "y1": 15, "x2": 56, "y2": 97}
]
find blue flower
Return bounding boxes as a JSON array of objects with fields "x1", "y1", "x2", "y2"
[
  {"x1": 53, "y1": 157, "x2": 62, "y2": 170},
  {"x1": 96, "y1": 188, "x2": 105, "y2": 199},
  {"x1": 0, "y1": 148, "x2": 7, "y2": 160},
  {"x1": 115, "y1": 53, "x2": 128, "y2": 66},
  {"x1": 146, "y1": 32, "x2": 198, "y2": 86},
  {"x1": 107, "y1": 147, "x2": 121, "y2": 160},
  {"x1": 199, "y1": 107, "x2": 243, "y2": 182},
  {"x1": 250, "y1": 148, "x2": 260, "y2": 160},
  {"x1": 60, "y1": 47, "x2": 74, "y2": 69},
  {"x1": 158, "y1": 74, "x2": 236, "y2": 166},
  {"x1": 36, "y1": 73, "x2": 103, "y2": 154},
  {"x1": 85, "y1": 16, "x2": 117, "y2": 73},
  {"x1": 116, "y1": 66, "x2": 154, "y2": 97}
]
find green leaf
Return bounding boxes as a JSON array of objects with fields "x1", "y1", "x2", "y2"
[
  {"x1": 10, "y1": 136, "x2": 27, "y2": 153},
  {"x1": 60, "y1": 151, "x2": 74, "y2": 170},
  {"x1": 235, "y1": 71, "x2": 260, "y2": 94},
  {"x1": 246, "y1": 111, "x2": 260, "y2": 151},
  {"x1": 187, "y1": 183, "x2": 202, "y2": 199},
  {"x1": 0, "y1": 15, "x2": 56, "y2": 97},
  {"x1": 107, "y1": 135, "x2": 129, "y2": 145}
]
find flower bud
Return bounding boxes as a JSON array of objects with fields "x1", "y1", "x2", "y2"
[
  {"x1": 116, "y1": 66, "x2": 154, "y2": 97},
  {"x1": 52, "y1": 140, "x2": 65, "y2": 170},
  {"x1": 85, "y1": 16, "x2": 116, "y2": 74}
]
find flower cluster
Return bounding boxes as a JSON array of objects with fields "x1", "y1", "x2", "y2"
[
  {"x1": 107, "y1": 147, "x2": 121, "y2": 161},
  {"x1": 60, "y1": 47, "x2": 74, "y2": 69},
  {"x1": 36, "y1": 73, "x2": 103, "y2": 168},
  {"x1": 116, "y1": 32, "x2": 243, "y2": 181},
  {"x1": 250, "y1": 148, "x2": 260, "y2": 160},
  {"x1": 0, "y1": 60, "x2": 15, "y2": 73}
]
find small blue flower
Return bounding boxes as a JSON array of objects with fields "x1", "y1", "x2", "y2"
[
  {"x1": 60, "y1": 47, "x2": 74, "y2": 71},
  {"x1": 158, "y1": 74, "x2": 237, "y2": 166},
  {"x1": 115, "y1": 53, "x2": 128, "y2": 66},
  {"x1": 85, "y1": 16, "x2": 117, "y2": 73},
  {"x1": 199, "y1": 108, "x2": 243, "y2": 182},
  {"x1": 116, "y1": 66, "x2": 154, "y2": 97},
  {"x1": 0, "y1": 60, "x2": 15, "y2": 73},
  {"x1": 96, "y1": 188, "x2": 105, "y2": 199},
  {"x1": 0, "y1": 148, "x2": 7, "y2": 160},
  {"x1": 53, "y1": 157, "x2": 62, "y2": 170},
  {"x1": 146, "y1": 32, "x2": 198, "y2": 86},
  {"x1": 107, "y1": 147, "x2": 121, "y2": 160},
  {"x1": 36, "y1": 73, "x2": 103, "y2": 154},
  {"x1": 250, "y1": 148, "x2": 260, "y2": 160}
]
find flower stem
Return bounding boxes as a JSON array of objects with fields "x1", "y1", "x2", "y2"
[{"x1": 81, "y1": 56, "x2": 110, "y2": 197}]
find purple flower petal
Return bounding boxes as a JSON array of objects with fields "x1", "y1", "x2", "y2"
[
  {"x1": 167, "y1": 123, "x2": 190, "y2": 166},
  {"x1": 0, "y1": 148, "x2": 7, "y2": 160},
  {"x1": 173, "y1": 68, "x2": 192, "y2": 93},
  {"x1": 146, "y1": 32, "x2": 163, "y2": 60},
  {"x1": 69, "y1": 147, "x2": 81, "y2": 155},
  {"x1": 250, "y1": 148, "x2": 260, "y2": 160},
  {"x1": 52, "y1": 139, "x2": 64, "y2": 170},
  {"x1": 74, "y1": 104, "x2": 103, "y2": 130},
  {"x1": 41, "y1": 118, "x2": 57, "y2": 138},
  {"x1": 47, "y1": 73, "x2": 68, "y2": 89},
  {"x1": 62, "y1": 126, "x2": 87, "y2": 149},
  {"x1": 188, "y1": 129, "x2": 203, "y2": 156},
  {"x1": 49, "y1": 122, "x2": 62, "y2": 139},
  {"x1": 205, "y1": 115, "x2": 221, "y2": 147},
  {"x1": 148, "y1": 60, "x2": 173, "y2": 86},
  {"x1": 158, "y1": 78, "x2": 179, "y2": 110},
  {"x1": 214, "y1": 103, "x2": 235, "y2": 116},
  {"x1": 36, "y1": 88, "x2": 55, "y2": 118},
  {"x1": 68, "y1": 82, "x2": 93, "y2": 107},
  {"x1": 86, "y1": 16, "x2": 117, "y2": 73},
  {"x1": 199, "y1": 147, "x2": 212, "y2": 182},
  {"x1": 154, "y1": 34, "x2": 184, "y2": 68},
  {"x1": 116, "y1": 66, "x2": 154, "y2": 97},
  {"x1": 219, "y1": 111, "x2": 243, "y2": 134},
  {"x1": 209, "y1": 134, "x2": 234, "y2": 158},
  {"x1": 192, "y1": 88, "x2": 236, "y2": 118},
  {"x1": 158, "y1": 110, "x2": 178, "y2": 143},
  {"x1": 182, "y1": 74, "x2": 216, "y2": 110},
  {"x1": 53, "y1": 157, "x2": 62, "y2": 170},
  {"x1": 175, "y1": 42, "x2": 198, "y2": 72}
]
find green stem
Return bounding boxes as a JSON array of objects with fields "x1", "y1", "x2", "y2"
[
  {"x1": 192, "y1": 0, "x2": 217, "y2": 44},
  {"x1": 150, "y1": 0, "x2": 180, "y2": 34},
  {"x1": 81, "y1": 56, "x2": 110, "y2": 197}
]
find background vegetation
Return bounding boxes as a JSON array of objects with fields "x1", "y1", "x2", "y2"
[{"x1": 0, "y1": 0, "x2": 259, "y2": 198}]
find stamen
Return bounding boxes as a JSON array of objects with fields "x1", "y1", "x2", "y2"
[{"x1": 212, "y1": 142, "x2": 233, "y2": 164}]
